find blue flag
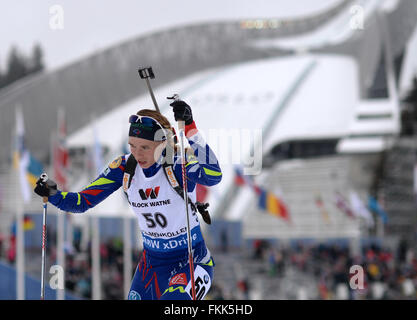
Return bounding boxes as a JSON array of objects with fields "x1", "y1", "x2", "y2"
[{"x1": 368, "y1": 196, "x2": 388, "y2": 224}]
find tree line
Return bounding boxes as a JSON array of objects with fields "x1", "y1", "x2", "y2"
[{"x1": 0, "y1": 44, "x2": 45, "y2": 90}]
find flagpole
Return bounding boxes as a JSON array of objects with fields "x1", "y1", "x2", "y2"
[
  {"x1": 123, "y1": 214, "x2": 132, "y2": 298},
  {"x1": 16, "y1": 188, "x2": 25, "y2": 300},
  {"x1": 81, "y1": 215, "x2": 89, "y2": 252},
  {"x1": 52, "y1": 127, "x2": 66, "y2": 300},
  {"x1": 91, "y1": 115, "x2": 101, "y2": 300},
  {"x1": 91, "y1": 215, "x2": 101, "y2": 300},
  {"x1": 57, "y1": 108, "x2": 67, "y2": 299},
  {"x1": 80, "y1": 140, "x2": 90, "y2": 253},
  {"x1": 61, "y1": 108, "x2": 73, "y2": 265},
  {"x1": 14, "y1": 106, "x2": 25, "y2": 300},
  {"x1": 56, "y1": 211, "x2": 65, "y2": 299},
  {"x1": 377, "y1": 190, "x2": 385, "y2": 240},
  {"x1": 66, "y1": 213, "x2": 73, "y2": 254}
]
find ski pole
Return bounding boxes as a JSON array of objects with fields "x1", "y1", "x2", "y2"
[
  {"x1": 168, "y1": 94, "x2": 197, "y2": 300},
  {"x1": 40, "y1": 172, "x2": 49, "y2": 300},
  {"x1": 138, "y1": 66, "x2": 160, "y2": 113}
]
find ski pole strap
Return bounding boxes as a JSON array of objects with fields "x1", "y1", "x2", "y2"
[
  {"x1": 162, "y1": 162, "x2": 197, "y2": 212},
  {"x1": 122, "y1": 155, "x2": 137, "y2": 203}
]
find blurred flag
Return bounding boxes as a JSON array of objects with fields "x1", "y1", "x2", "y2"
[
  {"x1": 13, "y1": 107, "x2": 43, "y2": 203},
  {"x1": 368, "y1": 196, "x2": 388, "y2": 224},
  {"x1": 234, "y1": 167, "x2": 246, "y2": 186},
  {"x1": 234, "y1": 166, "x2": 256, "y2": 188},
  {"x1": 23, "y1": 216, "x2": 35, "y2": 231},
  {"x1": 334, "y1": 191, "x2": 355, "y2": 219},
  {"x1": 11, "y1": 215, "x2": 35, "y2": 234},
  {"x1": 234, "y1": 166, "x2": 290, "y2": 222},
  {"x1": 25, "y1": 153, "x2": 43, "y2": 188},
  {"x1": 349, "y1": 191, "x2": 374, "y2": 228},
  {"x1": 315, "y1": 193, "x2": 330, "y2": 223},
  {"x1": 258, "y1": 187, "x2": 289, "y2": 221},
  {"x1": 53, "y1": 108, "x2": 69, "y2": 190}
]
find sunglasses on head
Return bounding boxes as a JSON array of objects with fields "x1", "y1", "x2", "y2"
[
  {"x1": 129, "y1": 114, "x2": 168, "y2": 141},
  {"x1": 129, "y1": 115, "x2": 165, "y2": 129}
]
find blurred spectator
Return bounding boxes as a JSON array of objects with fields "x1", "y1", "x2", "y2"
[
  {"x1": 19, "y1": 232, "x2": 417, "y2": 300},
  {"x1": 318, "y1": 277, "x2": 330, "y2": 299},
  {"x1": 75, "y1": 274, "x2": 91, "y2": 298},
  {"x1": 242, "y1": 239, "x2": 417, "y2": 300},
  {"x1": 237, "y1": 277, "x2": 250, "y2": 300},
  {"x1": 268, "y1": 248, "x2": 284, "y2": 276},
  {"x1": 398, "y1": 238, "x2": 408, "y2": 263},
  {"x1": 73, "y1": 227, "x2": 82, "y2": 252},
  {"x1": 253, "y1": 239, "x2": 268, "y2": 260},
  {"x1": 7, "y1": 234, "x2": 16, "y2": 264},
  {"x1": 208, "y1": 283, "x2": 226, "y2": 300}
]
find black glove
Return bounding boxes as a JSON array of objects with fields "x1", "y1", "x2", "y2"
[
  {"x1": 34, "y1": 177, "x2": 58, "y2": 197},
  {"x1": 170, "y1": 100, "x2": 193, "y2": 125}
]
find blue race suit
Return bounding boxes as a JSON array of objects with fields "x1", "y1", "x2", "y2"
[{"x1": 48, "y1": 122, "x2": 222, "y2": 300}]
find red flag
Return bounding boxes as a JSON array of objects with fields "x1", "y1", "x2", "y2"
[
  {"x1": 258, "y1": 188, "x2": 290, "y2": 221},
  {"x1": 234, "y1": 167, "x2": 246, "y2": 186},
  {"x1": 53, "y1": 109, "x2": 69, "y2": 190},
  {"x1": 235, "y1": 166, "x2": 291, "y2": 222},
  {"x1": 334, "y1": 191, "x2": 355, "y2": 219}
]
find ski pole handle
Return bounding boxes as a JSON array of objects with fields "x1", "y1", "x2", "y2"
[
  {"x1": 167, "y1": 94, "x2": 184, "y2": 129},
  {"x1": 167, "y1": 94, "x2": 196, "y2": 160},
  {"x1": 40, "y1": 173, "x2": 48, "y2": 183},
  {"x1": 40, "y1": 173, "x2": 49, "y2": 203},
  {"x1": 177, "y1": 120, "x2": 185, "y2": 131}
]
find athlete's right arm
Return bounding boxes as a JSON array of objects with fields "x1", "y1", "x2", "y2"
[{"x1": 47, "y1": 155, "x2": 126, "y2": 213}]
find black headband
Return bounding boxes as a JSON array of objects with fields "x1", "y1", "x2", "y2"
[{"x1": 128, "y1": 115, "x2": 167, "y2": 141}]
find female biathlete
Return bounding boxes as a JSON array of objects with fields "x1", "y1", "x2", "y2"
[{"x1": 34, "y1": 100, "x2": 222, "y2": 300}]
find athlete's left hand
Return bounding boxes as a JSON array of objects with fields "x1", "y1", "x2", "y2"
[{"x1": 34, "y1": 176, "x2": 58, "y2": 197}]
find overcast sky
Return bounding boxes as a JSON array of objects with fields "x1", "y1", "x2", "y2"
[
  {"x1": 0, "y1": 0, "x2": 341, "y2": 70},
  {"x1": 1, "y1": 0, "x2": 416, "y2": 93}
]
